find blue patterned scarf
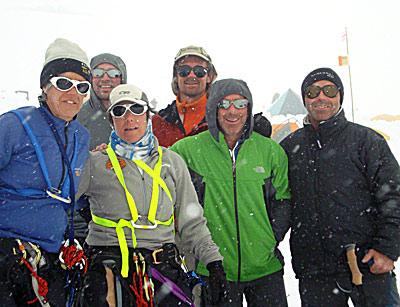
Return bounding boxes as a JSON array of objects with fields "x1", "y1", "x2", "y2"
[{"x1": 110, "y1": 120, "x2": 155, "y2": 160}]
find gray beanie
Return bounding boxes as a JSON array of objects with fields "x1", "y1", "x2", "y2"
[
  {"x1": 40, "y1": 38, "x2": 91, "y2": 88},
  {"x1": 90, "y1": 53, "x2": 127, "y2": 84}
]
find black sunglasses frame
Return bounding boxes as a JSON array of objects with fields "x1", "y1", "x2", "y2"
[
  {"x1": 306, "y1": 84, "x2": 340, "y2": 99},
  {"x1": 176, "y1": 65, "x2": 208, "y2": 78}
]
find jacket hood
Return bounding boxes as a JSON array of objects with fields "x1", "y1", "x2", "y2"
[
  {"x1": 206, "y1": 78, "x2": 254, "y2": 142},
  {"x1": 89, "y1": 53, "x2": 128, "y2": 110},
  {"x1": 90, "y1": 53, "x2": 127, "y2": 83}
]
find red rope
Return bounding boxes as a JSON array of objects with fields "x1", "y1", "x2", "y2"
[
  {"x1": 128, "y1": 253, "x2": 153, "y2": 307},
  {"x1": 144, "y1": 273, "x2": 154, "y2": 307},
  {"x1": 129, "y1": 271, "x2": 150, "y2": 307},
  {"x1": 60, "y1": 244, "x2": 88, "y2": 273},
  {"x1": 20, "y1": 257, "x2": 48, "y2": 304}
]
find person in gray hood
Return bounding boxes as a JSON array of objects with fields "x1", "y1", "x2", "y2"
[
  {"x1": 172, "y1": 78, "x2": 291, "y2": 306},
  {"x1": 75, "y1": 53, "x2": 127, "y2": 243},
  {"x1": 206, "y1": 78, "x2": 254, "y2": 145},
  {"x1": 77, "y1": 53, "x2": 127, "y2": 150}
]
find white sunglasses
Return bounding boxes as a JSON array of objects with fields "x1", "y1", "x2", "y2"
[
  {"x1": 49, "y1": 76, "x2": 91, "y2": 95},
  {"x1": 110, "y1": 103, "x2": 148, "y2": 118}
]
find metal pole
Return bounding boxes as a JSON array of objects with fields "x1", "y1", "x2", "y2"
[{"x1": 345, "y1": 27, "x2": 355, "y2": 122}]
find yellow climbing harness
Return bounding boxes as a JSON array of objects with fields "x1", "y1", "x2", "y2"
[{"x1": 92, "y1": 146, "x2": 173, "y2": 277}]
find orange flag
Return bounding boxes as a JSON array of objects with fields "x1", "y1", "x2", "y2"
[{"x1": 338, "y1": 55, "x2": 349, "y2": 66}]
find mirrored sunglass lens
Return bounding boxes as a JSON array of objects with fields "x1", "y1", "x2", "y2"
[
  {"x1": 306, "y1": 86, "x2": 321, "y2": 99},
  {"x1": 233, "y1": 99, "x2": 248, "y2": 109},
  {"x1": 129, "y1": 104, "x2": 145, "y2": 114},
  {"x1": 76, "y1": 82, "x2": 90, "y2": 94},
  {"x1": 177, "y1": 65, "x2": 191, "y2": 77},
  {"x1": 107, "y1": 69, "x2": 122, "y2": 78},
  {"x1": 93, "y1": 69, "x2": 104, "y2": 77},
  {"x1": 56, "y1": 78, "x2": 73, "y2": 91},
  {"x1": 323, "y1": 85, "x2": 339, "y2": 98},
  {"x1": 193, "y1": 66, "x2": 207, "y2": 78},
  {"x1": 218, "y1": 100, "x2": 230, "y2": 109},
  {"x1": 112, "y1": 106, "x2": 127, "y2": 117}
]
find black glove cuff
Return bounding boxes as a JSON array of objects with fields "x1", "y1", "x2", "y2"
[
  {"x1": 207, "y1": 260, "x2": 224, "y2": 272},
  {"x1": 253, "y1": 112, "x2": 272, "y2": 138}
]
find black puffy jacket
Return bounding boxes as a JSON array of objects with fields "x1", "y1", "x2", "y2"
[{"x1": 280, "y1": 110, "x2": 400, "y2": 277}]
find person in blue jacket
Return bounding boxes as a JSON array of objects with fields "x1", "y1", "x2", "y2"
[{"x1": 0, "y1": 38, "x2": 91, "y2": 306}]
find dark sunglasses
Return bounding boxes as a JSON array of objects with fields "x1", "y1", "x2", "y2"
[
  {"x1": 110, "y1": 103, "x2": 148, "y2": 118},
  {"x1": 176, "y1": 65, "x2": 208, "y2": 78},
  {"x1": 92, "y1": 68, "x2": 122, "y2": 78},
  {"x1": 218, "y1": 99, "x2": 249, "y2": 110},
  {"x1": 49, "y1": 77, "x2": 91, "y2": 95},
  {"x1": 306, "y1": 84, "x2": 340, "y2": 99}
]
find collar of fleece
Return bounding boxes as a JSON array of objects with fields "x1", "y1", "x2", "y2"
[{"x1": 175, "y1": 94, "x2": 207, "y2": 134}]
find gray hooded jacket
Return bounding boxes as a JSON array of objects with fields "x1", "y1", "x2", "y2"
[
  {"x1": 206, "y1": 78, "x2": 254, "y2": 142},
  {"x1": 77, "y1": 53, "x2": 127, "y2": 150}
]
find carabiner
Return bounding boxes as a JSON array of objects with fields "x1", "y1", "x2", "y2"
[{"x1": 46, "y1": 188, "x2": 71, "y2": 204}]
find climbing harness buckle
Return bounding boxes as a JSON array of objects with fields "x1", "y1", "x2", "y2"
[
  {"x1": 152, "y1": 249, "x2": 164, "y2": 264},
  {"x1": 46, "y1": 187, "x2": 71, "y2": 204},
  {"x1": 131, "y1": 216, "x2": 158, "y2": 229}
]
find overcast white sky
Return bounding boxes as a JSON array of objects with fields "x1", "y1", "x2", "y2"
[
  {"x1": 0, "y1": 0, "x2": 399, "y2": 120},
  {"x1": 1, "y1": 2, "x2": 399, "y2": 304}
]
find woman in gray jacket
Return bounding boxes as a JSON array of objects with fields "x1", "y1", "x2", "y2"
[{"x1": 77, "y1": 84, "x2": 227, "y2": 306}]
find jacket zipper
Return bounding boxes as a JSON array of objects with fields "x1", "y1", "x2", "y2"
[
  {"x1": 57, "y1": 122, "x2": 69, "y2": 190},
  {"x1": 140, "y1": 170, "x2": 148, "y2": 215},
  {"x1": 314, "y1": 130, "x2": 329, "y2": 270},
  {"x1": 230, "y1": 146, "x2": 241, "y2": 281}
]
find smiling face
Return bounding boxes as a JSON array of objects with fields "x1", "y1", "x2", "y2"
[
  {"x1": 111, "y1": 101, "x2": 148, "y2": 144},
  {"x1": 304, "y1": 80, "x2": 341, "y2": 128},
  {"x1": 44, "y1": 71, "x2": 88, "y2": 121},
  {"x1": 176, "y1": 55, "x2": 211, "y2": 102},
  {"x1": 92, "y1": 63, "x2": 122, "y2": 109},
  {"x1": 217, "y1": 93, "x2": 248, "y2": 148}
]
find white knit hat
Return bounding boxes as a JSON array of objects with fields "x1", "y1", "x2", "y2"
[{"x1": 40, "y1": 38, "x2": 91, "y2": 88}]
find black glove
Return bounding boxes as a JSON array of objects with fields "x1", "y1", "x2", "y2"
[
  {"x1": 253, "y1": 112, "x2": 272, "y2": 138},
  {"x1": 205, "y1": 261, "x2": 228, "y2": 305},
  {"x1": 77, "y1": 196, "x2": 92, "y2": 223}
]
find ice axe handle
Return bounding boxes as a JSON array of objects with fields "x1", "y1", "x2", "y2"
[{"x1": 346, "y1": 244, "x2": 363, "y2": 286}]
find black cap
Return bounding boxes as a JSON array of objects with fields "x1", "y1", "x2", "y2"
[
  {"x1": 301, "y1": 67, "x2": 344, "y2": 105},
  {"x1": 40, "y1": 58, "x2": 91, "y2": 88}
]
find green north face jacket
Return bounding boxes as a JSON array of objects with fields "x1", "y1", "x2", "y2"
[{"x1": 172, "y1": 130, "x2": 290, "y2": 282}]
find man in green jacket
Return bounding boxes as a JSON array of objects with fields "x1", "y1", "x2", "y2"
[{"x1": 172, "y1": 78, "x2": 291, "y2": 306}]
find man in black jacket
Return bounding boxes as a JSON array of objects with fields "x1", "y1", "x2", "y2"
[{"x1": 281, "y1": 67, "x2": 400, "y2": 306}]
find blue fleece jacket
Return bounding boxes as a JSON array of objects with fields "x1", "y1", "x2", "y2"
[{"x1": 0, "y1": 106, "x2": 89, "y2": 252}]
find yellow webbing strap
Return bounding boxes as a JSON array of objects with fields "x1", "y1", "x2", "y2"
[
  {"x1": 133, "y1": 147, "x2": 173, "y2": 223},
  {"x1": 92, "y1": 146, "x2": 174, "y2": 277},
  {"x1": 106, "y1": 146, "x2": 139, "y2": 221},
  {"x1": 91, "y1": 214, "x2": 136, "y2": 277}
]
